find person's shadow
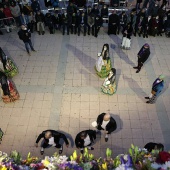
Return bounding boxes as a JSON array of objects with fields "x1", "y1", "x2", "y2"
[
  {"x1": 124, "y1": 75, "x2": 147, "y2": 101},
  {"x1": 57, "y1": 130, "x2": 74, "y2": 148}
]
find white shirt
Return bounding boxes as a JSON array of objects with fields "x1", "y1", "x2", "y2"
[
  {"x1": 84, "y1": 135, "x2": 91, "y2": 146},
  {"x1": 48, "y1": 137, "x2": 56, "y2": 146},
  {"x1": 101, "y1": 120, "x2": 110, "y2": 130}
]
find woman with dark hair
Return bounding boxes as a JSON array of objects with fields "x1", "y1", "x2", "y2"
[
  {"x1": 121, "y1": 23, "x2": 133, "y2": 50},
  {"x1": 101, "y1": 68, "x2": 116, "y2": 95},
  {"x1": 133, "y1": 43, "x2": 150, "y2": 73},
  {"x1": 95, "y1": 44, "x2": 112, "y2": 78},
  {"x1": 144, "y1": 142, "x2": 164, "y2": 152},
  {"x1": 0, "y1": 47, "x2": 18, "y2": 77},
  {"x1": 0, "y1": 71, "x2": 19, "y2": 103}
]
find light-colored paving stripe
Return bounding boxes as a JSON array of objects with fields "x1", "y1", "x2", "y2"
[
  {"x1": 138, "y1": 38, "x2": 170, "y2": 150},
  {"x1": 48, "y1": 35, "x2": 70, "y2": 129}
]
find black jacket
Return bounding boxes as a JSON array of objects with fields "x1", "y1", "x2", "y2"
[
  {"x1": 18, "y1": 29, "x2": 31, "y2": 42},
  {"x1": 75, "y1": 130, "x2": 96, "y2": 148},
  {"x1": 77, "y1": 14, "x2": 87, "y2": 25},
  {"x1": 101, "y1": 8, "x2": 108, "y2": 17},
  {"x1": 36, "y1": 130, "x2": 69, "y2": 145},
  {"x1": 31, "y1": 1, "x2": 40, "y2": 13},
  {"x1": 35, "y1": 13, "x2": 45, "y2": 22},
  {"x1": 119, "y1": 13, "x2": 127, "y2": 25},
  {"x1": 97, "y1": 113, "x2": 117, "y2": 134},
  {"x1": 0, "y1": 71, "x2": 10, "y2": 96},
  {"x1": 94, "y1": 15, "x2": 103, "y2": 27},
  {"x1": 137, "y1": 46, "x2": 150, "y2": 63}
]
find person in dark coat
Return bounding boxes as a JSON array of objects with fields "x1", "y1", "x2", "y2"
[
  {"x1": 35, "y1": 130, "x2": 69, "y2": 155},
  {"x1": 91, "y1": 5, "x2": 99, "y2": 17},
  {"x1": 148, "y1": 3, "x2": 159, "y2": 17},
  {"x1": 35, "y1": 11, "x2": 45, "y2": 35},
  {"x1": 108, "y1": 11, "x2": 119, "y2": 35},
  {"x1": 101, "y1": 4, "x2": 108, "y2": 18},
  {"x1": 18, "y1": 25, "x2": 36, "y2": 55},
  {"x1": 145, "y1": 75, "x2": 165, "y2": 104},
  {"x1": 70, "y1": 12, "x2": 77, "y2": 34},
  {"x1": 75, "y1": 0, "x2": 86, "y2": 7},
  {"x1": 93, "y1": 14, "x2": 102, "y2": 37},
  {"x1": 148, "y1": 16, "x2": 159, "y2": 36},
  {"x1": 77, "y1": 11, "x2": 87, "y2": 36},
  {"x1": 44, "y1": 0, "x2": 52, "y2": 7},
  {"x1": 87, "y1": 12, "x2": 95, "y2": 35},
  {"x1": 110, "y1": 0, "x2": 119, "y2": 7},
  {"x1": 93, "y1": 113, "x2": 117, "y2": 142},
  {"x1": 45, "y1": 12, "x2": 55, "y2": 34},
  {"x1": 61, "y1": 11, "x2": 70, "y2": 35},
  {"x1": 133, "y1": 43, "x2": 150, "y2": 73},
  {"x1": 136, "y1": 0, "x2": 143, "y2": 9},
  {"x1": 31, "y1": 0, "x2": 40, "y2": 13},
  {"x1": 75, "y1": 130, "x2": 96, "y2": 154},
  {"x1": 118, "y1": 11, "x2": 127, "y2": 34},
  {"x1": 144, "y1": 142, "x2": 164, "y2": 152}
]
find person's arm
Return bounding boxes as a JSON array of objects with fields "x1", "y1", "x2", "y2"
[
  {"x1": 75, "y1": 135, "x2": 81, "y2": 148},
  {"x1": 36, "y1": 132, "x2": 44, "y2": 143},
  {"x1": 97, "y1": 113, "x2": 104, "y2": 125},
  {"x1": 107, "y1": 118, "x2": 117, "y2": 134},
  {"x1": 60, "y1": 133, "x2": 69, "y2": 145}
]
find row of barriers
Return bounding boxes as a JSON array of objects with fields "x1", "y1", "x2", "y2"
[{"x1": 0, "y1": 17, "x2": 17, "y2": 32}]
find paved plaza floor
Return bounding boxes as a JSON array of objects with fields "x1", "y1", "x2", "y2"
[{"x1": 0, "y1": 27, "x2": 170, "y2": 159}]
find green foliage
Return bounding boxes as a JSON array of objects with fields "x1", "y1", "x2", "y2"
[
  {"x1": 106, "y1": 148, "x2": 112, "y2": 159},
  {"x1": 10, "y1": 150, "x2": 22, "y2": 164}
]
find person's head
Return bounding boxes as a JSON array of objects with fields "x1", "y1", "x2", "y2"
[
  {"x1": 69, "y1": 2, "x2": 73, "y2": 6},
  {"x1": 80, "y1": 132, "x2": 87, "y2": 140},
  {"x1": 73, "y1": 12, "x2": 75, "y2": 16},
  {"x1": 21, "y1": 12, "x2": 25, "y2": 16},
  {"x1": 103, "y1": 4, "x2": 107, "y2": 9},
  {"x1": 103, "y1": 113, "x2": 111, "y2": 121},
  {"x1": 94, "y1": 5, "x2": 98, "y2": 9},
  {"x1": 0, "y1": 7, "x2": 3, "y2": 12},
  {"x1": 144, "y1": 43, "x2": 150, "y2": 49},
  {"x1": 11, "y1": 1, "x2": 16, "y2": 6},
  {"x1": 112, "y1": 10, "x2": 116, "y2": 14},
  {"x1": 103, "y1": 44, "x2": 109, "y2": 52},
  {"x1": 21, "y1": 25, "x2": 27, "y2": 30},
  {"x1": 156, "y1": 15, "x2": 159, "y2": 19},
  {"x1": 4, "y1": 4, "x2": 7, "y2": 8},
  {"x1": 45, "y1": 131, "x2": 52, "y2": 139},
  {"x1": 158, "y1": 74, "x2": 165, "y2": 81}
]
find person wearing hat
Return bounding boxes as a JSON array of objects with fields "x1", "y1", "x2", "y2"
[
  {"x1": 145, "y1": 75, "x2": 165, "y2": 104},
  {"x1": 133, "y1": 43, "x2": 150, "y2": 73},
  {"x1": 75, "y1": 130, "x2": 96, "y2": 154},
  {"x1": 92, "y1": 113, "x2": 117, "y2": 142},
  {"x1": 35, "y1": 130, "x2": 69, "y2": 155}
]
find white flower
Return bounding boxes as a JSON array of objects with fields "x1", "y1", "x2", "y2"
[{"x1": 115, "y1": 164, "x2": 134, "y2": 170}]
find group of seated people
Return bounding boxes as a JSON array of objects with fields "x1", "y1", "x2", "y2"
[{"x1": 0, "y1": 0, "x2": 170, "y2": 37}]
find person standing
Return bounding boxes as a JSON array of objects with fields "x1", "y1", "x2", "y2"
[
  {"x1": 145, "y1": 75, "x2": 165, "y2": 104},
  {"x1": 92, "y1": 113, "x2": 117, "y2": 142},
  {"x1": 133, "y1": 43, "x2": 150, "y2": 73},
  {"x1": 35, "y1": 130, "x2": 69, "y2": 155},
  {"x1": 108, "y1": 11, "x2": 119, "y2": 35},
  {"x1": 18, "y1": 25, "x2": 36, "y2": 55},
  {"x1": 31, "y1": 0, "x2": 40, "y2": 13},
  {"x1": 75, "y1": 130, "x2": 96, "y2": 154},
  {"x1": 35, "y1": 11, "x2": 45, "y2": 35}
]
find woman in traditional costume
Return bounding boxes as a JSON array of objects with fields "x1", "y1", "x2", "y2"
[
  {"x1": 95, "y1": 44, "x2": 112, "y2": 78},
  {"x1": 0, "y1": 71, "x2": 19, "y2": 103},
  {"x1": 120, "y1": 23, "x2": 133, "y2": 50},
  {"x1": 0, "y1": 47, "x2": 18, "y2": 77},
  {"x1": 101, "y1": 68, "x2": 117, "y2": 95}
]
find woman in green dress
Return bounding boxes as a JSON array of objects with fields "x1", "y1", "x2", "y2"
[
  {"x1": 101, "y1": 68, "x2": 117, "y2": 95},
  {"x1": 95, "y1": 44, "x2": 112, "y2": 78},
  {"x1": 0, "y1": 47, "x2": 18, "y2": 78}
]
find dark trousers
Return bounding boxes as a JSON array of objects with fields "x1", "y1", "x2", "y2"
[
  {"x1": 63, "y1": 23, "x2": 69, "y2": 35},
  {"x1": 118, "y1": 24, "x2": 125, "y2": 34},
  {"x1": 14, "y1": 16, "x2": 21, "y2": 26},
  {"x1": 71, "y1": 25, "x2": 77, "y2": 34},
  {"x1": 87, "y1": 25, "x2": 91, "y2": 35},
  {"x1": 137, "y1": 60, "x2": 143, "y2": 71},
  {"x1": 108, "y1": 24, "x2": 117, "y2": 35},
  {"x1": 93, "y1": 25, "x2": 100, "y2": 37},
  {"x1": 77, "y1": 24, "x2": 87, "y2": 35},
  {"x1": 24, "y1": 39, "x2": 34, "y2": 53},
  {"x1": 28, "y1": 22, "x2": 34, "y2": 33},
  {"x1": 41, "y1": 141, "x2": 61, "y2": 149}
]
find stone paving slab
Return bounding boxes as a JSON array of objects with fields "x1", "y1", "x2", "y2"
[{"x1": 0, "y1": 27, "x2": 170, "y2": 158}]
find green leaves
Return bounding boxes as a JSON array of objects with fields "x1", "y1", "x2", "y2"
[{"x1": 106, "y1": 148, "x2": 112, "y2": 158}]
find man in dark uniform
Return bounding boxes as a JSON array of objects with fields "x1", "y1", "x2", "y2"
[
  {"x1": 108, "y1": 10, "x2": 119, "y2": 35},
  {"x1": 61, "y1": 11, "x2": 70, "y2": 35},
  {"x1": 35, "y1": 129, "x2": 69, "y2": 155},
  {"x1": 75, "y1": 130, "x2": 96, "y2": 154},
  {"x1": 93, "y1": 14, "x2": 102, "y2": 37}
]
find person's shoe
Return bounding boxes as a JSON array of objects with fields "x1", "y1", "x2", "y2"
[
  {"x1": 78, "y1": 34, "x2": 80, "y2": 36},
  {"x1": 146, "y1": 101, "x2": 151, "y2": 104},
  {"x1": 80, "y1": 149, "x2": 84, "y2": 154},
  {"x1": 145, "y1": 97, "x2": 150, "y2": 99},
  {"x1": 105, "y1": 137, "x2": 108, "y2": 142},
  {"x1": 134, "y1": 33, "x2": 136, "y2": 36},
  {"x1": 84, "y1": 33, "x2": 86, "y2": 36},
  {"x1": 136, "y1": 70, "x2": 140, "y2": 73},
  {"x1": 133, "y1": 67, "x2": 138, "y2": 69},
  {"x1": 90, "y1": 147, "x2": 94, "y2": 150},
  {"x1": 40, "y1": 148, "x2": 44, "y2": 155},
  {"x1": 0, "y1": 31, "x2": 3, "y2": 35},
  {"x1": 27, "y1": 52, "x2": 31, "y2": 56},
  {"x1": 59, "y1": 146, "x2": 63, "y2": 154},
  {"x1": 42, "y1": 31, "x2": 45, "y2": 35},
  {"x1": 143, "y1": 35, "x2": 145, "y2": 38},
  {"x1": 32, "y1": 49, "x2": 36, "y2": 52},
  {"x1": 146, "y1": 35, "x2": 148, "y2": 38},
  {"x1": 88, "y1": 32, "x2": 90, "y2": 35},
  {"x1": 67, "y1": 32, "x2": 69, "y2": 35},
  {"x1": 138, "y1": 33, "x2": 141, "y2": 37},
  {"x1": 38, "y1": 31, "x2": 40, "y2": 35},
  {"x1": 160, "y1": 33, "x2": 162, "y2": 36}
]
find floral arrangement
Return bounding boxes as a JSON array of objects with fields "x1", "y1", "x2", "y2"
[{"x1": 0, "y1": 145, "x2": 170, "y2": 170}]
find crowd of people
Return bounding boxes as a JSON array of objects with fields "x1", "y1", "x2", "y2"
[{"x1": 0, "y1": 0, "x2": 170, "y2": 38}]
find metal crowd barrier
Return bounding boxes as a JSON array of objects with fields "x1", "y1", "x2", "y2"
[{"x1": 0, "y1": 17, "x2": 17, "y2": 30}]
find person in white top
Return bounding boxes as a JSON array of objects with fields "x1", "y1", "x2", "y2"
[
  {"x1": 92, "y1": 113, "x2": 117, "y2": 142},
  {"x1": 75, "y1": 130, "x2": 96, "y2": 154}
]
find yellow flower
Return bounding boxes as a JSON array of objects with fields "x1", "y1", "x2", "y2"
[
  {"x1": 0, "y1": 166, "x2": 7, "y2": 170},
  {"x1": 73, "y1": 150, "x2": 77, "y2": 160},
  {"x1": 102, "y1": 163, "x2": 107, "y2": 170},
  {"x1": 43, "y1": 159, "x2": 50, "y2": 167}
]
